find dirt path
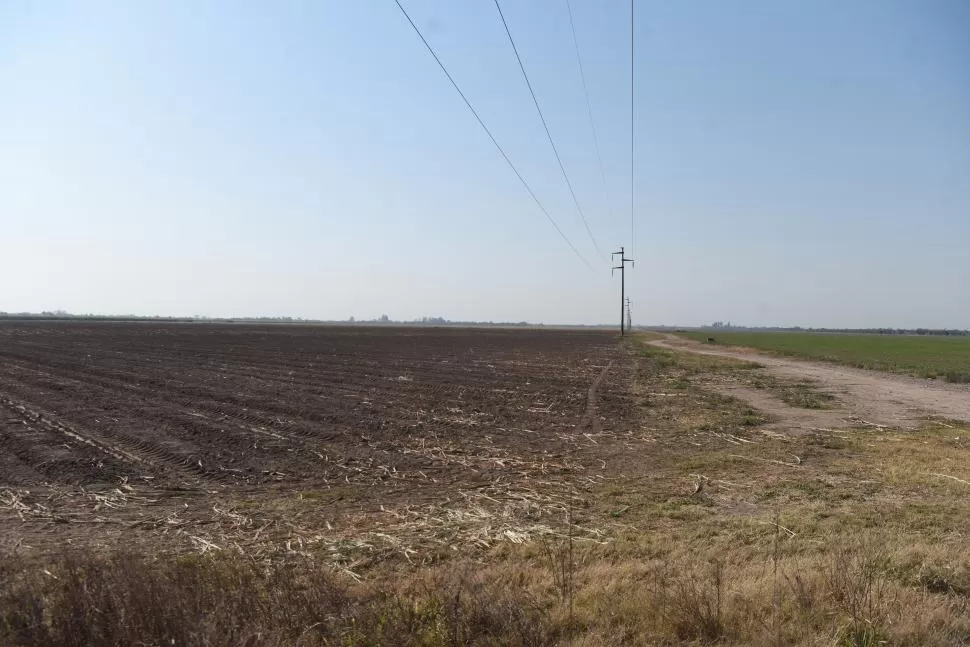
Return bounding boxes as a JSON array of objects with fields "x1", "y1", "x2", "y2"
[{"x1": 648, "y1": 335, "x2": 970, "y2": 431}]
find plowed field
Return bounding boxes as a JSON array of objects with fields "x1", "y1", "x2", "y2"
[{"x1": 0, "y1": 322, "x2": 636, "y2": 556}]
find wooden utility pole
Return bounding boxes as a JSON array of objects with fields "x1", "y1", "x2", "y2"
[{"x1": 612, "y1": 247, "x2": 634, "y2": 336}]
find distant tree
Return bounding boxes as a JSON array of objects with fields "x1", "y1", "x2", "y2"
[{"x1": 380, "y1": 314, "x2": 389, "y2": 323}]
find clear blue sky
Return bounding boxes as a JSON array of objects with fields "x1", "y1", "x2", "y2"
[{"x1": 2, "y1": 0, "x2": 968, "y2": 327}]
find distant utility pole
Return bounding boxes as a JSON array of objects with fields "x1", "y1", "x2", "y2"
[
  {"x1": 612, "y1": 247, "x2": 634, "y2": 336},
  {"x1": 626, "y1": 297, "x2": 632, "y2": 331}
]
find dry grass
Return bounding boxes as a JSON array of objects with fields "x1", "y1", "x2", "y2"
[
  {"x1": 3, "y1": 337, "x2": 970, "y2": 645},
  {"x1": 0, "y1": 552, "x2": 552, "y2": 647}
]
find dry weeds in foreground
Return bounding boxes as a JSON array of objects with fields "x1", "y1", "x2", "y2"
[{"x1": 2, "y1": 534, "x2": 968, "y2": 646}]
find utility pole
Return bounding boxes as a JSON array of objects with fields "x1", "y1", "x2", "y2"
[
  {"x1": 612, "y1": 247, "x2": 634, "y2": 336},
  {"x1": 626, "y1": 297, "x2": 632, "y2": 331}
]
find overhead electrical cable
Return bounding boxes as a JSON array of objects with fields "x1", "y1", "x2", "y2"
[
  {"x1": 631, "y1": 0, "x2": 636, "y2": 259},
  {"x1": 393, "y1": 0, "x2": 593, "y2": 270},
  {"x1": 564, "y1": 0, "x2": 613, "y2": 237},
  {"x1": 493, "y1": 0, "x2": 604, "y2": 259}
]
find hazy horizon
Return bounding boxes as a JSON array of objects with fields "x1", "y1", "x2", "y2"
[
  {"x1": 3, "y1": 1, "x2": 968, "y2": 328},
  {"x1": 3, "y1": 309, "x2": 970, "y2": 332}
]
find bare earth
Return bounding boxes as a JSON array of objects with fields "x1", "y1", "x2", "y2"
[{"x1": 649, "y1": 335, "x2": 970, "y2": 431}]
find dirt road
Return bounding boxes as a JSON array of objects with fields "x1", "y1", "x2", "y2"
[{"x1": 648, "y1": 335, "x2": 970, "y2": 431}]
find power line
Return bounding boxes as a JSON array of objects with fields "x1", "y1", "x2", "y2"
[
  {"x1": 564, "y1": 0, "x2": 613, "y2": 238},
  {"x1": 393, "y1": 0, "x2": 593, "y2": 270},
  {"x1": 631, "y1": 0, "x2": 636, "y2": 260},
  {"x1": 493, "y1": 0, "x2": 604, "y2": 259}
]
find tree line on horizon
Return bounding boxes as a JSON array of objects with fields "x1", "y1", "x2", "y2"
[{"x1": 0, "y1": 311, "x2": 549, "y2": 327}]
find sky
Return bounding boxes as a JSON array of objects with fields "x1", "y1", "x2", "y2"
[{"x1": 1, "y1": 0, "x2": 968, "y2": 327}]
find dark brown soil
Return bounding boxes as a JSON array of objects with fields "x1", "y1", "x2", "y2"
[{"x1": 0, "y1": 322, "x2": 637, "y2": 553}]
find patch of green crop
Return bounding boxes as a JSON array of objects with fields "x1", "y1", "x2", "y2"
[{"x1": 680, "y1": 331, "x2": 970, "y2": 383}]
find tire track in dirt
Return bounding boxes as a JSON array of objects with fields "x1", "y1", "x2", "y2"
[
  {"x1": 578, "y1": 361, "x2": 614, "y2": 434},
  {"x1": 0, "y1": 388, "x2": 209, "y2": 487},
  {"x1": 7, "y1": 361, "x2": 303, "y2": 441},
  {"x1": 0, "y1": 360, "x2": 312, "y2": 446},
  {"x1": 0, "y1": 416, "x2": 129, "y2": 486},
  {"x1": 0, "y1": 394, "x2": 148, "y2": 466}
]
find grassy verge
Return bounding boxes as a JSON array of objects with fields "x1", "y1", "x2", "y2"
[
  {"x1": 746, "y1": 373, "x2": 838, "y2": 409},
  {"x1": 642, "y1": 337, "x2": 837, "y2": 409},
  {"x1": 3, "y1": 340, "x2": 969, "y2": 646},
  {"x1": 680, "y1": 330, "x2": 970, "y2": 383}
]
